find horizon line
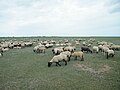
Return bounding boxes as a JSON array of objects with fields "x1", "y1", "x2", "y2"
[{"x1": 0, "y1": 35, "x2": 120, "y2": 38}]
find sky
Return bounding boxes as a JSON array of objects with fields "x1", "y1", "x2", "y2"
[{"x1": 0, "y1": 0, "x2": 120, "y2": 37}]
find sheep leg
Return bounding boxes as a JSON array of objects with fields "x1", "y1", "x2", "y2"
[
  {"x1": 68, "y1": 57, "x2": 70, "y2": 62},
  {"x1": 43, "y1": 50, "x2": 45, "y2": 53},
  {"x1": 81, "y1": 55, "x2": 84, "y2": 61},
  {"x1": 1, "y1": 52, "x2": 3, "y2": 56},
  {"x1": 56, "y1": 62, "x2": 58, "y2": 66},
  {"x1": 63, "y1": 59, "x2": 67, "y2": 65},
  {"x1": 74, "y1": 56, "x2": 77, "y2": 60},
  {"x1": 57, "y1": 62, "x2": 61, "y2": 66}
]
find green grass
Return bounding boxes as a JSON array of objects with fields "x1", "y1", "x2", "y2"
[{"x1": 0, "y1": 37, "x2": 120, "y2": 90}]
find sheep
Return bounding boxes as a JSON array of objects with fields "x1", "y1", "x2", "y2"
[
  {"x1": 45, "y1": 43, "x2": 53, "y2": 48},
  {"x1": 24, "y1": 42, "x2": 33, "y2": 47},
  {"x1": 81, "y1": 46, "x2": 92, "y2": 53},
  {"x1": 33, "y1": 45, "x2": 40, "y2": 53},
  {"x1": 110, "y1": 45, "x2": 120, "y2": 51},
  {"x1": 82, "y1": 41, "x2": 86, "y2": 46},
  {"x1": 33, "y1": 45, "x2": 46, "y2": 53},
  {"x1": 93, "y1": 46, "x2": 99, "y2": 53},
  {"x1": 48, "y1": 54, "x2": 68, "y2": 67},
  {"x1": 52, "y1": 47, "x2": 64, "y2": 55},
  {"x1": 98, "y1": 45, "x2": 103, "y2": 52},
  {"x1": 37, "y1": 47, "x2": 46, "y2": 53},
  {"x1": 2, "y1": 48, "x2": 9, "y2": 52},
  {"x1": 88, "y1": 44, "x2": 91, "y2": 47},
  {"x1": 71, "y1": 51, "x2": 84, "y2": 61},
  {"x1": 64, "y1": 46, "x2": 76, "y2": 53},
  {"x1": 60, "y1": 51, "x2": 71, "y2": 61},
  {"x1": 102, "y1": 46, "x2": 109, "y2": 55},
  {"x1": 75, "y1": 40, "x2": 80, "y2": 45},
  {"x1": 106, "y1": 50, "x2": 115, "y2": 59}
]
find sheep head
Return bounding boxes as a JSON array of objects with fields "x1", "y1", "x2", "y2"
[{"x1": 48, "y1": 62, "x2": 52, "y2": 67}]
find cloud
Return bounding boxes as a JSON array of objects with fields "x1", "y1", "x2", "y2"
[{"x1": 0, "y1": 0, "x2": 120, "y2": 36}]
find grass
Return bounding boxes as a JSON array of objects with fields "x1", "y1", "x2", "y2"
[{"x1": 0, "y1": 37, "x2": 120, "y2": 90}]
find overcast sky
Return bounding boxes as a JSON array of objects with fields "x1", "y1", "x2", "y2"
[{"x1": 0, "y1": 0, "x2": 120, "y2": 37}]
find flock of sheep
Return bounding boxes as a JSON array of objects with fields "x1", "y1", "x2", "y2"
[
  {"x1": 0, "y1": 38, "x2": 120, "y2": 67},
  {"x1": 0, "y1": 39, "x2": 33, "y2": 56},
  {"x1": 32, "y1": 38, "x2": 120, "y2": 67}
]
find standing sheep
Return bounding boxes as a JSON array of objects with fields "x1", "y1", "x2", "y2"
[
  {"x1": 52, "y1": 47, "x2": 64, "y2": 55},
  {"x1": 81, "y1": 46, "x2": 92, "y2": 53},
  {"x1": 33, "y1": 45, "x2": 46, "y2": 53},
  {"x1": 64, "y1": 46, "x2": 76, "y2": 53},
  {"x1": 98, "y1": 45, "x2": 103, "y2": 52},
  {"x1": 48, "y1": 54, "x2": 68, "y2": 67},
  {"x1": 60, "y1": 51, "x2": 71, "y2": 61},
  {"x1": 71, "y1": 51, "x2": 84, "y2": 61},
  {"x1": 102, "y1": 46, "x2": 109, "y2": 55},
  {"x1": 93, "y1": 46, "x2": 99, "y2": 53},
  {"x1": 106, "y1": 50, "x2": 115, "y2": 59},
  {"x1": 37, "y1": 47, "x2": 46, "y2": 53}
]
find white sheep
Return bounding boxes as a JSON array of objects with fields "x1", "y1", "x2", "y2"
[
  {"x1": 48, "y1": 54, "x2": 68, "y2": 67},
  {"x1": 33, "y1": 45, "x2": 46, "y2": 53},
  {"x1": 2, "y1": 48, "x2": 9, "y2": 52},
  {"x1": 93, "y1": 46, "x2": 99, "y2": 53},
  {"x1": 88, "y1": 44, "x2": 91, "y2": 47},
  {"x1": 60, "y1": 51, "x2": 71, "y2": 61},
  {"x1": 82, "y1": 41, "x2": 86, "y2": 46},
  {"x1": 64, "y1": 46, "x2": 76, "y2": 53},
  {"x1": 110, "y1": 45, "x2": 120, "y2": 50},
  {"x1": 52, "y1": 47, "x2": 64, "y2": 55},
  {"x1": 38, "y1": 47, "x2": 46, "y2": 53},
  {"x1": 106, "y1": 50, "x2": 115, "y2": 59},
  {"x1": 71, "y1": 51, "x2": 84, "y2": 61},
  {"x1": 45, "y1": 43, "x2": 53, "y2": 48},
  {"x1": 102, "y1": 46, "x2": 109, "y2": 55},
  {"x1": 98, "y1": 45, "x2": 103, "y2": 52}
]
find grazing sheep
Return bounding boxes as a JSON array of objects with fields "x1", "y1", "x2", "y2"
[
  {"x1": 71, "y1": 51, "x2": 84, "y2": 61},
  {"x1": 64, "y1": 46, "x2": 76, "y2": 53},
  {"x1": 110, "y1": 45, "x2": 120, "y2": 51},
  {"x1": 37, "y1": 47, "x2": 46, "y2": 53},
  {"x1": 102, "y1": 46, "x2": 109, "y2": 55},
  {"x1": 2, "y1": 48, "x2": 9, "y2": 52},
  {"x1": 81, "y1": 46, "x2": 92, "y2": 53},
  {"x1": 52, "y1": 47, "x2": 64, "y2": 55},
  {"x1": 93, "y1": 46, "x2": 99, "y2": 53},
  {"x1": 24, "y1": 42, "x2": 33, "y2": 47},
  {"x1": 98, "y1": 45, "x2": 103, "y2": 52},
  {"x1": 60, "y1": 51, "x2": 71, "y2": 61},
  {"x1": 82, "y1": 41, "x2": 86, "y2": 46},
  {"x1": 45, "y1": 43, "x2": 53, "y2": 48},
  {"x1": 88, "y1": 44, "x2": 91, "y2": 47},
  {"x1": 106, "y1": 50, "x2": 115, "y2": 59},
  {"x1": 33, "y1": 45, "x2": 46, "y2": 53},
  {"x1": 75, "y1": 41, "x2": 80, "y2": 45},
  {"x1": 48, "y1": 54, "x2": 68, "y2": 67}
]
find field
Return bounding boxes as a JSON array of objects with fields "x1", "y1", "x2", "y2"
[{"x1": 0, "y1": 37, "x2": 120, "y2": 90}]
